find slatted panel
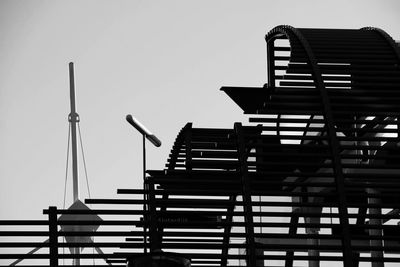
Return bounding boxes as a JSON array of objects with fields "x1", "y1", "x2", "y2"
[{"x1": 0, "y1": 203, "x2": 147, "y2": 267}]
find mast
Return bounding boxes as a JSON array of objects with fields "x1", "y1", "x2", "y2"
[
  {"x1": 69, "y1": 62, "x2": 80, "y2": 202},
  {"x1": 69, "y1": 62, "x2": 81, "y2": 266}
]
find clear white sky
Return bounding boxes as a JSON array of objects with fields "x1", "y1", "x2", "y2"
[{"x1": 1, "y1": 0, "x2": 399, "y2": 221}]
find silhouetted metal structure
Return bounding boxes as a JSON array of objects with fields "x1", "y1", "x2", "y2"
[{"x1": 1, "y1": 26, "x2": 400, "y2": 267}]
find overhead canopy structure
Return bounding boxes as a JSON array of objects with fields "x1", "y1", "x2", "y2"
[{"x1": 1, "y1": 26, "x2": 400, "y2": 267}]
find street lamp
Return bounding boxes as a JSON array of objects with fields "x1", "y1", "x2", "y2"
[
  {"x1": 126, "y1": 114, "x2": 162, "y2": 181},
  {"x1": 126, "y1": 114, "x2": 162, "y2": 254}
]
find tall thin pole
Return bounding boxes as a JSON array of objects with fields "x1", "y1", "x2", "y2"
[
  {"x1": 143, "y1": 135, "x2": 148, "y2": 254},
  {"x1": 69, "y1": 62, "x2": 80, "y2": 202},
  {"x1": 68, "y1": 62, "x2": 80, "y2": 266}
]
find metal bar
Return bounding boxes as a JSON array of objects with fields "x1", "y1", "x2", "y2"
[
  {"x1": 367, "y1": 188, "x2": 384, "y2": 267},
  {"x1": 48, "y1": 206, "x2": 59, "y2": 267},
  {"x1": 142, "y1": 134, "x2": 148, "y2": 254},
  {"x1": 234, "y1": 122, "x2": 257, "y2": 267},
  {"x1": 185, "y1": 124, "x2": 192, "y2": 171},
  {"x1": 147, "y1": 176, "x2": 160, "y2": 252},
  {"x1": 284, "y1": 212, "x2": 299, "y2": 267},
  {"x1": 220, "y1": 195, "x2": 236, "y2": 267},
  {"x1": 267, "y1": 37, "x2": 276, "y2": 88}
]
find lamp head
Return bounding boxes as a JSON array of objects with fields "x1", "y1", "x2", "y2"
[{"x1": 126, "y1": 114, "x2": 161, "y2": 147}]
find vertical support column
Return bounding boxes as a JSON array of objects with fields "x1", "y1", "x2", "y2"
[
  {"x1": 306, "y1": 228, "x2": 320, "y2": 267},
  {"x1": 367, "y1": 188, "x2": 384, "y2": 267},
  {"x1": 143, "y1": 135, "x2": 147, "y2": 183},
  {"x1": 185, "y1": 125, "x2": 192, "y2": 171},
  {"x1": 266, "y1": 38, "x2": 276, "y2": 89},
  {"x1": 148, "y1": 176, "x2": 160, "y2": 252},
  {"x1": 234, "y1": 123, "x2": 257, "y2": 267},
  {"x1": 285, "y1": 213, "x2": 299, "y2": 267},
  {"x1": 48, "y1": 206, "x2": 59, "y2": 267},
  {"x1": 304, "y1": 196, "x2": 322, "y2": 267},
  {"x1": 221, "y1": 195, "x2": 236, "y2": 267},
  {"x1": 143, "y1": 135, "x2": 148, "y2": 254}
]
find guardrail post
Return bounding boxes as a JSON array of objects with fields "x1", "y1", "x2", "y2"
[
  {"x1": 48, "y1": 206, "x2": 59, "y2": 267},
  {"x1": 147, "y1": 176, "x2": 160, "y2": 252},
  {"x1": 234, "y1": 123, "x2": 257, "y2": 267}
]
